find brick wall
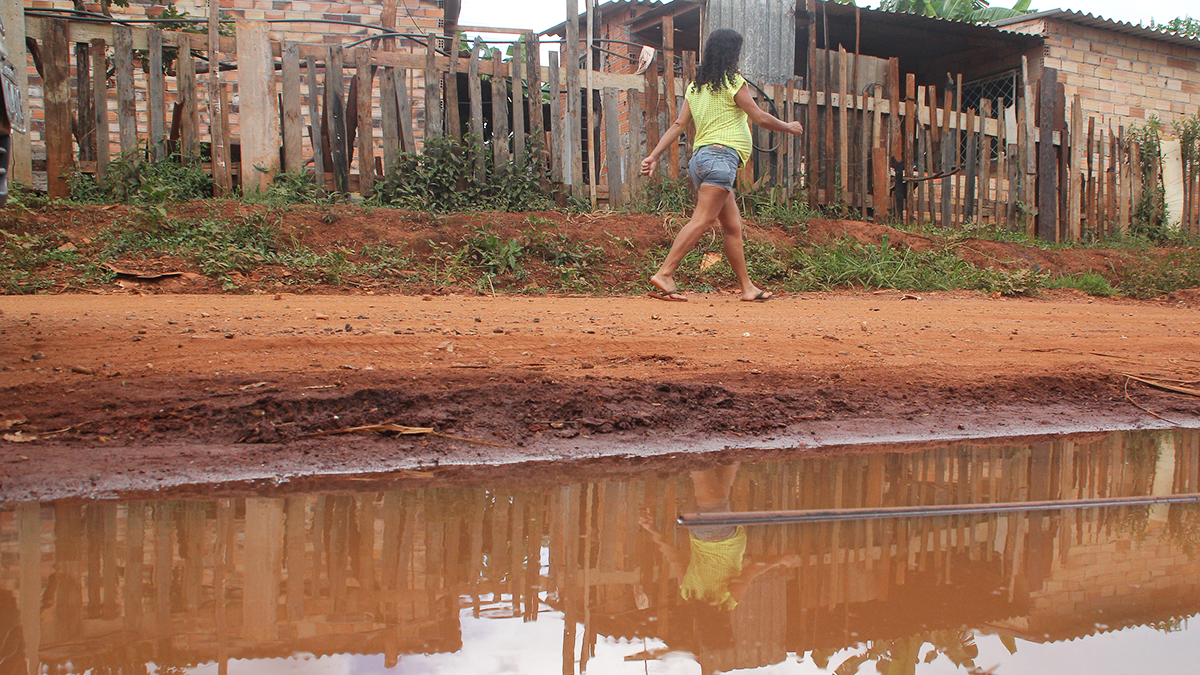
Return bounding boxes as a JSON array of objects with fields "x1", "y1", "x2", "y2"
[{"x1": 1008, "y1": 17, "x2": 1200, "y2": 130}]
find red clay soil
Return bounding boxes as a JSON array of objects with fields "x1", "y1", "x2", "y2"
[
  {"x1": 2, "y1": 289, "x2": 1200, "y2": 502},
  {"x1": 2, "y1": 205, "x2": 1200, "y2": 501}
]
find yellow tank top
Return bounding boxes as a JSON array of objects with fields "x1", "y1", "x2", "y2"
[
  {"x1": 686, "y1": 73, "x2": 752, "y2": 165},
  {"x1": 680, "y1": 526, "x2": 747, "y2": 610}
]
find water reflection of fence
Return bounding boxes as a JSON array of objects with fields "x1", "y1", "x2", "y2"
[
  {"x1": 20, "y1": 15, "x2": 1200, "y2": 238},
  {"x1": 1, "y1": 431, "x2": 1199, "y2": 672}
]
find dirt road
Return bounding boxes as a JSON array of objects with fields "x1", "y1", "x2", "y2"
[{"x1": 2, "y1": 289, "x2": 1199, "y2": 500}]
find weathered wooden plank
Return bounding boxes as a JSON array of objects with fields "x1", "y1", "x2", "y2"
[
  {"x1": 395, "y1": 68, "x2": 415, "y2": 154},
  {"x1": 1086, "y1": 116, "x2": 1096, "y2": 233},
  {"x1": 380, "y1": 66, "x2": 400, "y2": 170},
  {"x1": 940, "y1": 89, "x2": 953, "y2": 228},
  {"x1": 328, "y1": 46, "x2": 350, "y2": 192},
  {"x1": 76, "y1": 44, "x2": 95, "y2": 166},
  {"x1": 627, "y1": 87, "x2": 644, "y2": 202},
  {"x1": 446, "y1": 34, "x2": 461, "y2": 140},
  {"x1": 3, "y1": 0, "x2": 31, "y2": 183},
  {"x1": 468, "y1": 38, "x2": 486, "y2": 182},
  {"x1": 526, "y1": 32, "x2": 544, "y2": 156},
  {"x1": 997, "y1": 98, "x2": 1008, "y2": 230},
  {"x1": 209, "y1": 0, "x2": 230, "y2": 195},
  {"x1": 424, "y1": 33, "x2": 443, "y2": 141},
  {"x1": 306, "y1": 55, "x2": 326, "y2": 191},
  {"x1": 1119, "y1": 126, "x2": 1132, "y2": 232},
  {"x1": 1131, "y1": 141, "x2": 1143, "y2": 230},
  {"x1": 491, "y1": 51, "x2": 510, "y2": 170},
  {"x1": 644, "y1": 57, "x2": 660, "y2": 178},
  {"x1": 44, "y1": 19, "x2": 73, "y2": 199},
  {"x1": 603, "y1": 87, "x2": 622, "y2": 209},
  {"x1": 355, "y1": 48, "x2": 376, "y2": 194},
  {"x1": 838, "y1": 46, "x2": 849, "y2": 203},
  {"x1": 873, "y1": 145, "x2": 889, "y2": 219},
  {"x1": 980, "y1": 99, "x2": 993, "y2": 224},
  {"x1": 282, "y1": 42, "x2": 304, "y2": 174},
  {"x1": 903, "y1": 74, "x2": 916, "y2": 222},
  {"x1": 237, "y1": 20, "x2": 281, "y2": 193},
  {"x1": 91, "y1": 39, "x2": 110, "y2": 183},
  {"x1": 565, "y1": 0, "x2": 582, "y2": 191},
  {"x1": 964, "y1": 106, "x2": 977, "y2": 220},
  {"x1": 785, "y1": 77, "x2": 796, "y2": 198},
  {"x1": 113, "y1": 26, "x2": 138, "y2": 158},
  {"x1": 953, "y1": 74, "x2": 963, "y2": 227},
  {"x1": 1068, "y1": 95, "x2": 1083, "y2": 240},
  {"x1": 513, "y1": 56, "x2": 527, "y2": 166},
  {"x1": 219, "y1": 81, "x2": 234, "y2": 185},
  {"x1": 548, "y1": 51, "x2": 563, "y2": 183},
  {"x1": 1036, "y1": 67, "x2": 1059, "y2": 241},
  {"x1": 663, "y1": 15, "x2": 678, "y2": 180},
  {"x1": 147, "y1": 29, "x2": 166, "y2": 161},
  {"x1": 178, "y1": 47, "x2": 199, "y2": 161},
  {"x1": 806, "y1": 0, "x2": 819, "y2": 208}
]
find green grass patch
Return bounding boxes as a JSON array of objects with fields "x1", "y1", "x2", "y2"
[{"x1": 1047, "y1": 272, "x2": 1115, "y2": 297}]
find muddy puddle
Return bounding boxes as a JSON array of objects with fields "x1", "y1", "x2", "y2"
[{"x1": 4, "y1": 429, "x2": 1200, "y2": 673}]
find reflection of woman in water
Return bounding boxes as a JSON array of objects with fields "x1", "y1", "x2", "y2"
[{"x1": 639, "y1": 463, "x2": 799, "y2": 651}]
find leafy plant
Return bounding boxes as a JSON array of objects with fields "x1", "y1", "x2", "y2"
[{"x1": 70, "y1": 150, "x2": 213, "y2": 204}]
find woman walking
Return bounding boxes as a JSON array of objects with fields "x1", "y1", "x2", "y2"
[{"x1": 641, "y1": 28, "x2": 803, "y2": 302}]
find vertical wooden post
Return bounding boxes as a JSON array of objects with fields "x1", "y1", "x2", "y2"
[
  {"x1": 903, "y1": 74, "x2": 916, "y2": 222},
  {"x1": 806, "y1": 0, "x2": 819, "y2": 208},
  {"x1": 627, "y1": 87, "x2": 644, "y2": 201},
  {"x1": 1036, "y1": 67, "x2": 1059, "y2": 241},
  {"x1": 425, "y1": 33, "x2": 443, "y2": 141},
  {"x1": 237, "y1": 20, "x2": 281, "y2": 193},
  {"x1": 244, "y1": 499, "x2": 284, "y2": 642},
  {"x1": 785, "y1": 78, "x2": 796, "y2": 198},
  {"x1": 644, "y1": 57, "x2": 660, "y2": 174},
  {"x1": 113, "y1": 26, "x2": 138, "y2": 158},
  {"x1": 282, "y1": 42, "x2": 304, "y2": 174},
  {"x1": 329, "y1": 46, "x2": 350, "y2": 192},
  {"x1": 209, "y1": 0, "x2": 230, "y2": 195},
  {"x1": 548, "y1": 51, "x2": 563, "y2": 183},
  {"x1": 565, "y1": 0, "x2": 581, "y2": 191},
  {"x1": 73, "y1": 43, "x2": 92, "y2": 163},
  {"x1": 1119, "y1": 126, "x2": 1132, "y2": 233},
  {"x1": 1, "y1": 0, "x2": 30, "y2": 183},
  {"x1": 513, "y1": 54, "x2": 527, "y2": 166},
  {"x1": 525, "y1": 31, "x2": 544, "y2": 163},
  {"x1": 964, "y1": 105, "x2": 977, "y2": 220},
  {"x1": 468, "y1": 38, "x2": 486, "y2": 181},
  {"x1": 147, "y1": 30, "x2": 166, "y2": 162},
  {"x1": 980, "y1": 99, "x2": 993, "y2": 224},
  {"x1": 395, "y1": 68, "x2": 415, "y2": 153},
  {"x1": 91, "y1": 39, "x2": 110, "y2": 183},
  {"x1": 44, "y1": 20, "x2": 73, "y2": 199},
  {"x1": 1068, "y1": 94, "x2": 1083, "y2": 241},
  {"x1": 380, "y1": 66, "x2": 400, "y2": 170},
  {"x1": 996, "y1": 98, "x2": 1008, "y2": 230},
  {"x1": 306, "y1": 55, "x2": 326, "y2": 191},
  {"x1": 1021, "y1": 55, "x2": 1037, "y2": 234},
  {"x1": 662, "y1": 15, "x2": 678, "y2": 180},
  {"x1": 491, "y1": 50, "x2": 510, "y2": 170},
  {"x1": 178, "y1": 47, "x2": 199, "y2": 160},
  {"x1": 603, "y1": 87, "x2": 622, "y2": 209},
  {"x1": 355, "y1": 48, "x2": 375, "y2": 194},
  {"x1": 940, "y1": 89, "x2": 953, "y2": 228},
  {"x1": 446, "y1": 35, "x2": 461, "y2": 140},
  {"x1": 837, "y1": 46, "x2": 849, "y2": 203}
]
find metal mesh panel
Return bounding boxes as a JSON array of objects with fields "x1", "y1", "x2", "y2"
[{"x1": 961, "y1": 69, "x2": 1017, "y2": 162}]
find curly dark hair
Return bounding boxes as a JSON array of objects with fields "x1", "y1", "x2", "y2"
[{"x1": 693, "y1": 28, "x2": 743, "y2": 93}]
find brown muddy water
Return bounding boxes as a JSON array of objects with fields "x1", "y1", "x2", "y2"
[{"x1": 3, "y1": 429, "x2": 1200, "y2": 674}]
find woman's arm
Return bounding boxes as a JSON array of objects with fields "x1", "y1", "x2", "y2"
[
  {"x1": 734, "y1": 84, "x2": 804, "y2": 136},
  {"x1": 640, "y1": 99, "x2": 693, "y2": 176}
]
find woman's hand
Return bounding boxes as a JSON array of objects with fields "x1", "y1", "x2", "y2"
[
  {"x1": 641, "y1": 156, "x2": 658, "y2": 176},
  {"x1": 783, "y1": 120, "x2": 804, "y2": 136}
]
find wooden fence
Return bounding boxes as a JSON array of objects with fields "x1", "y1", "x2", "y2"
[{"x1": 18, "y1": 14, "x2": 1200, "y2": 240}]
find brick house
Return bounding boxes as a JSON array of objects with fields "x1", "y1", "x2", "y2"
[{"x1": 996, "y1": 10, "x2": 1200, "y2": 129}]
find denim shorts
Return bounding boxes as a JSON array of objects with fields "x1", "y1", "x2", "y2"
[{"x1": 688, "y1": 144, "x2": 742, "y2": 192}]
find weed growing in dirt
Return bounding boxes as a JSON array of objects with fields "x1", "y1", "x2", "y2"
[
  {"x1": 628, "y1": 177, "x2": 692, "y2": 215},
  {"x1": 902, "y1": 220, "x2": 1036, "y2": 246},
  {"x1": 1117, "y1": 250, "x2": 1200, "y2": 299},
  {"x1": 522, "y1": 217, "x2": 606, "y2": 290},
  {"x1": 371, "y1": 135, "x2": 553, "y2": 213},
  {"x1": 243, "y1": 172, "x2": 340, "y2": 206},
  {"x1": 1048, "y1": 272, "x2": 1115, "y2": 297},
  {"x1": 0, "y1": 230, "x2": 84, "y2": 293},
  {"x1": 70, "y1": 151, "x2": 213, "y2": 204}
]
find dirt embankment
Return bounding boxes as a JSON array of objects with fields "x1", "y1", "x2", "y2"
[{"x1": 2, "y1": 290, "x2": 1199, "y2": 501}]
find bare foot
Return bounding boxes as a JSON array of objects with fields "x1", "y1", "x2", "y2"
[{"x1": 650, "y1": 273, "x2": 678, "y2": 296}]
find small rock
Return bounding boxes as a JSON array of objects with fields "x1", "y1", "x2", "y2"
[
  {"x1": 274, "y1": 293, "x2": 282, "y2": 300},
  {"x1": 29, "y1": 352, "x2": 45, "y2": 361},
  {"x1": 743, "y1": 332, "x2": 751, "y2": 337},
  {"x1": 345, "y1": 323, "x2": 352, "y2": 332},
  {"x1": 493, "y1": 327, "x2": 504, "y2": 334},
  {"x1": 340, "y1": 364, "x2": 360, "y2": 370},
  {"x1": 579, "y1": 361, "x2": 594, "y2": 369},
  {"x1": 224, "y1": 333, "x2": 234, "y2": 339},
  {"x1": 131, "y1": 336, "x2": 142, "y2": 342},
  {"x1": 314, "y1": 314, "x2": 330, "y2": 320},
  {"x1": 201, "y1": 312, "x2": 211, "y2": 317},
  {"x1": 422, "y1": 295, "x2": 433, "y2": 301},
  {"x1": 70, "y1": 365, "x2": 94, "y2": 375},
  {"x1": 475, "y1": 317, "x2": 482, "y2": 323}
]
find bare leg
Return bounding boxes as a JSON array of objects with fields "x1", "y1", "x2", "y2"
[
  {"x1": 716, "y1": 190, "x2": 772, "y2": 301},
  {"x1": 650, "y1": 184, "x2": 730, "y2": 295}
]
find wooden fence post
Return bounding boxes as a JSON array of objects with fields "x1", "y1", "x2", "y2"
[
  {"x1": 306, "y1": 55, "x2": 326, "y2": 192},
  {"x1": 178, "y1": 47, "x2": 199, "y2": 161},
  {"x1": 468, "y1": 38, "x2": 485, "y2": 182},
  {"x1": 603, "y1": 87, "x2": 621, "y2": 209},
  {"x1": 282, "y1": 42, "x2": 304, "y2": 174},
  {"x1": 1068, "y1": 94, "x2": 1083, "y2": 241},
  {"x1": 328, "y1": 46, "x2": 350, "y2": 192},
  {"x1": 1036, "y1": 67, "x2": 1059, "y2": 241},
  {"x1": 90, "y1": 38, "x2": 109, "y2": 184},
  {"x1": 395, "y1": 68, "x2": 416, "y2": 154},
  {"x1": 548, "y1": 51, "x2": 563, "y2": 183},
  {"x1": 380, "y1": 65, "x2": 400, "y2": 170},
  {"x1": 565, "y1": 0, "x2": 581, "y2": 191},
  {"x1": 237, "y1": 20, "x2": 281, "y2": 193},
  {"x1": 446, "y1": 34, "x2": 461, "y2": 141},
  {"x1": 355, "y1": 48, "x2": 375, "y2": 194},
  {"x1": 113, "y1": 26, "x2": 138, "y2": 159},
  {"x1": 1, "y1": 0, "x2": 31, "y2": 183},
  {"x1": 425, "y1": 33, "x2": 443, "y2": 142},
  {"x1": 147, "y1": 30, "x2": 166, "y2": 162},
  {"x1": 491, "y1": 50, "x2": 510, "y2": 170},
  {"x1": 44, "y1": 20, "x2": 73, "y2": 199}
]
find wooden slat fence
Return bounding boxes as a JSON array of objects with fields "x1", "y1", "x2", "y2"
[{"x1": 17, "y1": 15, "x2": 1200, "y2": 240}]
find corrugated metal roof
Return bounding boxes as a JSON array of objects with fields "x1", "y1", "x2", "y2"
[
  {"x1": 706, "y1": 0, "x2": 796, "y2": 86},
  {"x1": 993, "y1": 10, "x2": 1200, "y2": 51}
]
